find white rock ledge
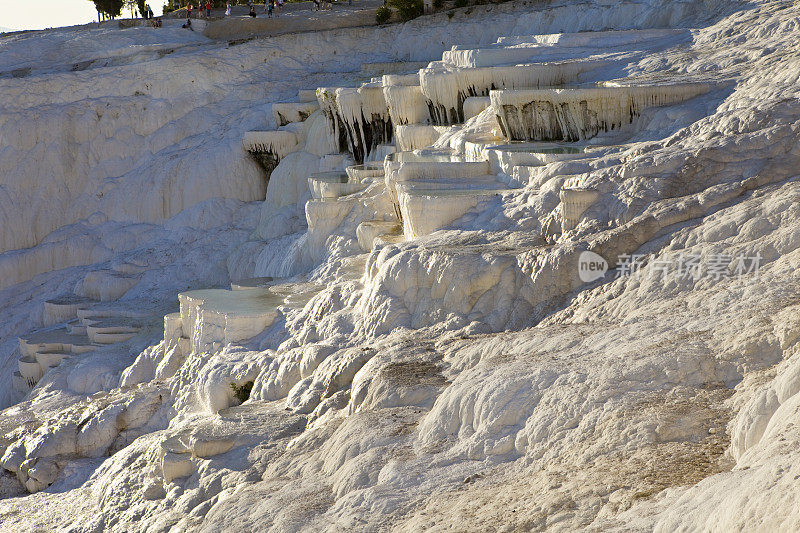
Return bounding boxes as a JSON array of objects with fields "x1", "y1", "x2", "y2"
[
  {"x1": 398, "y1": 182, "x2": 507, "y2": 239},
  {"x1": 308, "y1": 171, "x2": 368, "y2": 200},
  {"x1": 491, "y1": 84, "x2": 713, "y2": 141},
  {"x1": 272, "y1": 101, "x2": 320, "y2": 127},
  {"x1": 178, "y1": 288, "x2": 283, "y2": 353}
]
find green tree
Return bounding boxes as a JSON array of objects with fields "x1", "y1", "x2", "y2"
[
  {"x1": 387, "y1": 0, "x2": 423, "y2": 22},
  {"x1": 90, "y1": 0, "x2": 125, "y2": 19},
  {"x1": 375, "y1": 5, "x2": 391, "y2": 24}
]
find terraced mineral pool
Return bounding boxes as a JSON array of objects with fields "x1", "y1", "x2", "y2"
[
  {"x1": 398, "y1": 184, "x2": 508, "y2": 197},
  {"x1": 397, "y1": 178, "x2": 506, "y2": 192},
  {"x1": 345, "y1": 162, "x2": 385, "y2": 182},
  {"x1": 488, "y1": 143, "x2": 584, "y2": 154},
  {"x1": 386, "y1": 150, "x2": 466, "y2": 164},
  {"x1": 308, "y1": 171, "x2": 367, "y2": 199},
  {"x1": 309, "y1": 171, "x2": 350, "y2": 183}
]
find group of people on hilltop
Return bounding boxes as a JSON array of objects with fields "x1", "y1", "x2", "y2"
[
  {"x1": 240, "y1": 0, "x2": 285, "y2": 18},
  {"x1": 180, "y1": 0, "x2": 352, "y2": 27},
  {"x1": 138, "y1": 3, "x2": 155, "y2": 18},
  {"x1": 139, "y1": 3, "x2": 162, "y2": 27},
  {"x1": 185, "y1": 2, "x2": 213, "y2": 18}
]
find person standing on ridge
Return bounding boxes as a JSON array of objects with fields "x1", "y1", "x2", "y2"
[
  {"x1": 225, "y1": 1, "x2": 231, "y2": 15},
  {"x1": 187, "y1": 3, "x2": 193, "y2": 18},
  {"x1": 267, "y1": 0, "x2": 274, "y2": 18},
  {"x1": 147, "y1": 4, "x2": 154, "y2": 19},
  {"x1": 205, "y1": 1, "x2": 211, "y2": 17}
]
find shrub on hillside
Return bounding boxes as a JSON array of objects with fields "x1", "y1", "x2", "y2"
[
  {"x1": 230, "y1": 381, "x2": 254, "y2": 404},
  {"x1": 376, "y1": 6, "x2": 392, "y2": 24},
  {"x1": 387, "y1": 0, "x2": 423, "y2": 21}
]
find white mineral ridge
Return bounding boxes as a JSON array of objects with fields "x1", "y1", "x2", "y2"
[{"x1": 2, "y1": 0, "x2": 800, "y2": 531}]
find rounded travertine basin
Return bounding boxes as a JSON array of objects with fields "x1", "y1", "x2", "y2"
[
  {"x1": 86, "y1": 320, "x2": 143, "y2": 344},
  {"x1": 345, "y1": 162, "x2": 384, "y2": 182},
  {"x1": 385, "y1": 151, "x2": 460, "y2": 164},
  {"x1": 357, "y1": 220, "x2": 402, "y2": 252},
  {"x1": 18, "y1": 329, "x2": 96, "y2": 358},
  {"x1": 18, "y1": 355, "x2": 43, "y2": 381},
  {"x1": 384, "y1": 151, "x2": 489, "y2": 194},
  {"x1": 43, "y1": 295, "x2": 95, "y2": 326},
  {"x1": 397, "y1": 182, "x2": 507, "y2": 239},
  {"x1": 396, "y1": 180, "x2": 508, "y2": 196},
  {"x1": 384, "y1": 151, "x2": 463, "y2": 184},
  {"x1": 308, "y1": 171, "x2": 367, "y2": 200},
  {"x1": 179, "y1": 288, "x2": 284, "y2": 353},
  {"x1": 480, "y1": 142, "x2": 595, "y2": 171},
  {"x1": 34, "y1": 351, "x2": 70, "y2": 370}
]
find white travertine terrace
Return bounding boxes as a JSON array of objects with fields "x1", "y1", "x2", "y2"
[
  {"x1": 361, "y1": 61, "x2": 430, "y2": 77},
  {"x1": 384, "y1": 157, "x2": 492, "y2": 204},
  {"x1": 18, "y1": 329, "x2": 96, "y2": 359},
  {"x1": 33, "y1": 350, "x2": 70, "y2": 370},
  {"x1": 491, "y1": 83, "x2": 713, "y2": 141},
  {"x1": 356, "y1": 220, "x2": 402, "y2": 251},
  {"x1": 307, "y1": 171, "x2": 368, "y2": 200},
  {"x1": 43, "y1": 295, "x2": 94, "y2": 326},
  {"x1": 383, "y1": 151, "x2": 463, "y2": 207},
  {"x1": 442, "y1": 45, "x2": 553, "y2": 69},
  {"x1": 463, "y1": 96, "x2": 491, "y2": 120},
  {"x1": 397, "y1": 182, "x2": 506, "y2": 238},
  {"x1": 442, "y1": 28, "x2": 688, "y2": 69},
  {"x1": 178, "y1": 288, "x2": 282, "y2": 353},
  {"x1": 305, "y1": 198, "x2": 358, "y2": 243},
  {"x1": 15, "y1": 329, "x2": 96, "y2": 391},
  {"x1": 474, "y1": 142, "x2": 598, "y2": 174},
  {"x1": 495, "y1": 28, "x2": 687, "y2": 46},
  {"x1": 85, "y1": 319, "x2": 143, "y2": 345},
  {"x1": 164, "y1": 312, "x2": 183, "y2": 345},
  {"x1": 242, "y1": 130, "x2": 300, "y2": 160},
  {"x1": 5, "y1": 1, "x2": 800, "y2": 530},
  {"x1": 420, "y1": 60, "x2": 605, "y2": 124},
  {"x1": 317, "y1": 84, "x2": 392, "y2": 163},
  {"x1": 17, "y1": 356, "x2": 44, "y2": 384},
  {"x1": 366, "y1": 143, "x2": 397, "y2": 163},
  {"x1": 346, "y1": 162, "x2": 385, "y2": 182},
  {"x1": 383, "y1": 85, "x2": 430, "y2": 126},
  {"x1": 297, "y1": 89, "x2": 318, "y2": 103},
  {"x1": 271, "y1": 101, "x2": 320, "y2": 127},
  {"x1": 242, "y1": 129, "x2": 303, "y2": 180},
  {"x1": 381, "y1": 73, "x2": 420, "y2": 86},
  {"x1": 394, "y1": 124, "x2": 452, "y2": 151}
]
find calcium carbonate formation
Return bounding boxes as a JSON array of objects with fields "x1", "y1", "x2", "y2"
[{"x1": 2, "y1": 0, "x2": 800, "y2": 531}]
